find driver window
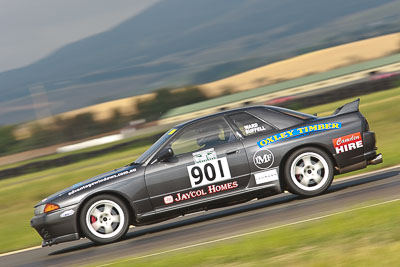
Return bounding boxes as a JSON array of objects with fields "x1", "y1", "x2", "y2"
[{"x1": 170, "y1": 118, "x2": 235, "y2": 156}]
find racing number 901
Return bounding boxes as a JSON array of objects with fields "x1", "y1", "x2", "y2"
[
  {"x1": 191, "y1": 160, "x2": 225, "y2": 185},
  {"x1": 187, "y1": 157, "x2": 232, "y2": 187}
]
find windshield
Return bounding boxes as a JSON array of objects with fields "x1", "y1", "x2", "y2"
[{"x1": 134, "y1": 128, "x2": 176, "y2": 164}]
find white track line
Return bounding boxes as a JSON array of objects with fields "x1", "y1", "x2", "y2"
[
  {"x1": 99, "y1": 197, "x2": 400, "y2": 266},
  {"x1": 1, "y1": 164, "x2": 399, "y2": 258},
  {"x1": 0, "y1": 246, "x2": 42, "y2": 257}
]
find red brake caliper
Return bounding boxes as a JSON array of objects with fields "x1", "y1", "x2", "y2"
[{"x1": 91, "y1": 215, "x2": 97, "y2": 224}]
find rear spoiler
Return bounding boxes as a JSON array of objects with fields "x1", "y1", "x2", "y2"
[{"x1": 333, "y1": 99, "x2": 360, "y2": 115}]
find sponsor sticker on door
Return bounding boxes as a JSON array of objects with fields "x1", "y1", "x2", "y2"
[
  {"x1": 332, "y1": 132, "x2": 363, "y2": 154},
  {"x1": 163, "y1": 181, "x2": 239, "y2": 205},
  {"x1": 192, "y1": 148, "x2": 217, "y2": 164},
  {"x1": 187, "y1": 157, "x2": 231, "y2": 188},
  {"x1": 253, "y1": 149, "x2": 274, "y2": 169},
  {"x1": 254, "y1": 169, "x2": 279, "y2": 185},
  {"x1": 163, "y1": 195, "x2": 174, "y2": 205}
]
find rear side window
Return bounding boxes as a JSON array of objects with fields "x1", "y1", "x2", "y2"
[
  {"x1": 248, "y1": 108, "x2": 306, "y2": 130},
  {"x1": 228, "y1": 112, "x2": 273, "y2": 137}
]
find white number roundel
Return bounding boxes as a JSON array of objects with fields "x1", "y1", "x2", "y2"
[{"x1": 187, "y1": 157, "x2": 231, "y2": 187}]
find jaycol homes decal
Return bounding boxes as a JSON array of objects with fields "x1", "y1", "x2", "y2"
[
  {"x1": 163, "y1": 181, "x2": 239, "y2": 204},
  {"x1": 253, "y1": 149, "x2": 274, "y2": 169},
  {"x1": 257, "y1": 123, "x2": 342, "y2": 148},
  {"x1": 68, "y1": 168, "x2": 136, "y2": 196},
  {"x1": 332, "y1": 132, "x2": 363, "y2": 154}
]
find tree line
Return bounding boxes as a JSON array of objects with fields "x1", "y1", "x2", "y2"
[{"x1": 0, "y1": 86, "x2": 208, "y2": 156}]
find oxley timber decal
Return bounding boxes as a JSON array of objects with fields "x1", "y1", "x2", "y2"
[
  {"x1": 257, "y1": 123, "x2": 342, "y2": 148},
  {"x1": 332, "y1": 132, "x2": 363, "y2": 154}
]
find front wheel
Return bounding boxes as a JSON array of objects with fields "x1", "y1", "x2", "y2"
[
  {"x1": 283, "y1": 147, "x2": 334, "y2": 197},
  {"x1": 80, "y1": 194, "x2": 130, "y2": 244}
]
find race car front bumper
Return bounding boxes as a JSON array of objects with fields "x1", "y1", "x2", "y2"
[{"x1": 30, "y1": 204, "x2": 80, "y2": 247}]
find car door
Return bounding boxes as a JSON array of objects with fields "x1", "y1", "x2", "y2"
[
  {"x1": 144, "y1": 116, "x2": 250, "y2": 211},
  {"x1": 226, "y1": 111, "x2": 281, "y2": 188}
]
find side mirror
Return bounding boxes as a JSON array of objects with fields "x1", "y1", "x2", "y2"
[{"x1": 157, "y1": 148, "x2": 174, "y2": 162}]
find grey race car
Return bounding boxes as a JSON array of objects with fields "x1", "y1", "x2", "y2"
[{"x1": 31, "y1": 99, "x2": 382, "y2": 246}]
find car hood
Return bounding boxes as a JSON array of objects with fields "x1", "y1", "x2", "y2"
[{"x1": 36, "y1": 164, "x2": 139, "y2": 207}]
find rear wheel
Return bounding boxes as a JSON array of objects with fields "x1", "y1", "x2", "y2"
[
  {"x1": 80, "y1": 194, "x2": 130, "y2": 244},
  {"x1": 284, "y1": 147, "x2": 334, "y2": 197}
]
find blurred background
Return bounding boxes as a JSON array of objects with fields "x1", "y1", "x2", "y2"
[{"x1": 1, "y1": 0, "x2": 400, "y2": 264}]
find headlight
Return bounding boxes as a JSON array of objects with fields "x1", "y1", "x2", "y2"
[
  {"x1": 34, "y1": 203, "x2": 60, "y2": 215},
  {"x1": 34, "y1": 205, "x2": 45, "y2": 215}
]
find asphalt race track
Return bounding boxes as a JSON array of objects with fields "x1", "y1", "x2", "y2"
[{"x1": 3, "y1": 166, "x2": 400, "y2": 267}]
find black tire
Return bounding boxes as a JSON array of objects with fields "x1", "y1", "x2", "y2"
[
  {"x1": 283, "y1": 147, "x2": 334, "y2": 197},
  {"x1": 80, "y1": 194, "x2": 130, "y2": 244}
]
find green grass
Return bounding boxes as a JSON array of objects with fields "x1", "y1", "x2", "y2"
[
  {"x1": 95, "y1": 200, "x2": 400, "y2": 267},
  {"x1": 1, "y1": 87, "x2": 400, "y2": 253}
]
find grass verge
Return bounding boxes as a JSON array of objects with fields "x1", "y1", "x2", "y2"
[{"x1": 1, "y1": 86, "x2": 400, "y2": 253}]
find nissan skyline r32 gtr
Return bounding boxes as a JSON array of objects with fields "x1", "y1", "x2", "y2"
[{"x1": 31, "y1": 99, "x2": 382, "y2": 246}]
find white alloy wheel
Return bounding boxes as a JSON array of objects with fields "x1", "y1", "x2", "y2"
[
  {"x1": 85, "y1": 200, "x2": 125, "y2": 239},
  {"x1": 290, "y1": 152, "x2": 330, "y2": 192}
]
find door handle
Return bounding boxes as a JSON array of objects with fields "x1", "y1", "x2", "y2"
[{"x1": 226, "y1": 149, "x2": 239, "y2": 155}]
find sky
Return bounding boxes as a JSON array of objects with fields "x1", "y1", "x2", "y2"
[{"x1": 0, "y1": 0, "x2": 159, "y2": 72}]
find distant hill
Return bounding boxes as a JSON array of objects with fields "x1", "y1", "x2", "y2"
[
  {"x1": 200, "y1": 33, "x2": 400, "y2": 97},
  {"x1": 1, "y1": 0, "x2": 400, "y2": 124}
]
